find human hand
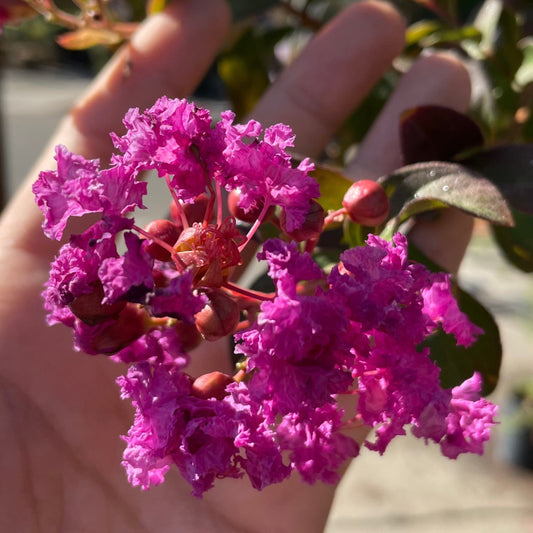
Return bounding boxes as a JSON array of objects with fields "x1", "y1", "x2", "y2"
[{"x1": 0, "y1": 1, "x2": 472, "y2": 532}]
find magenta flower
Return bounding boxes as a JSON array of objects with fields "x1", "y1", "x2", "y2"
[
  {"x1": 33, "y1": 96, "x2": 498, "y2": 497},
  {"x1": 218, "y1": 111, "x2": 319, "y2": 231},
  {"x1": 33, "y1": 146, "x2": 146, "y2": 240},
  {"x1": 422, "y1": 274, "x2": 484, "y2": 346}
]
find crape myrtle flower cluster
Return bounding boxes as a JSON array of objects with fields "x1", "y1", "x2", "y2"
[{"x1": 33, "y1": 96, "x2": 497, "y2": 497}]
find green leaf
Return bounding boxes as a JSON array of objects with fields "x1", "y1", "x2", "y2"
[
  {"x1": 406, "y1": 20, "x2": 442, "y2": 47},
  {"x1": 515, "y1": 37, "x2": 533, "y2": 87},
  {"x1": 380, "y1": 161, "x2": 514, "y2": 229},
  {"x1": 423, "y1": 286, "x2": 502, "y2": 396},
  {"x1": 310, "y1": 165, "x2": 352, "y2": 213},
  {"x1": 459, "y1": 144, "x2": 533, "y2": 214},
  {"x1": 400, "y1": 105, "x2": 484, "y2": 164},
  {"x1": 420, "y1": 25, "x2": 482, "y2": 48},
  {"x1": 492, "y1": 209, "x2": 533, "y2": 272}
]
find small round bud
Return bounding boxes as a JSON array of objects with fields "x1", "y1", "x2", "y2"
[
  {"x1": 191, "y1": 371, "x2": 234, "y2": 400},
  {"x1": 143, "y1": 219, "x2": 182, "y2": 261},
  {"x1": 171, "y1": 193, "x2": 210, "y2": 226},
  {"x1": 342, "y1": 180, "x2": 389, "y2": 226},
  {"x1": 195, "y1": 290, "x2": 240, "y2": 341},
  {"x1": 69, "y1": 281, "x2": 126, "y2": 325},
  {"x1": 280, "y1": 200, "x2": 324, "y2": 241},
  {"x1": 174, "y1": 321, "x2": 203, "y2": 352},
  {"x1": 85, "y1": 303, "x2": 148, "y2": 355},
  {"x1": 228, "y1": 190, "x2": 274, "y2": 223}
]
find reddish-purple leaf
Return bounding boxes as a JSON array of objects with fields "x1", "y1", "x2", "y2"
[{"x1": 401, "y1": 105, "x2": 484, "y2": 164}]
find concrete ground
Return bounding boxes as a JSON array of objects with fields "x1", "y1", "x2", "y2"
[{"x1": 2, "y1": 67, "x2": 533, "y2": 532}]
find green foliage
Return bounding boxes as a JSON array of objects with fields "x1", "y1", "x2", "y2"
[{"x1": 380, "y1": 161, "x2": 513, "y2": 232}]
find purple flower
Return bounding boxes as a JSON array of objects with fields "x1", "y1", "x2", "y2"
[
  {"x1": 119, "y1": 363, "x2": 242, "y2": 497},
  {"x1": 33, "y1": 145, "x2": 146, "y2": 240},
  {"x1": 99, "y1": 232, "x2": 154, "y2": 304},
  {"x1": 442, "y1": 373, "x2": 498, "y2": 458},
  {"x1": 277, "y1": 403, "x2": 359, "y2": 484},
  {"x1": 33, "y1": 94, "x2": 498, "y2": 496},
  {"x1": 257, "y1": 238, "x2": 324, "y2": 296},
  {"x1": 225, "y1": 382, "x2": 290, "y2": 490},
  {"x1": 43, "y1": 217, "x2": 131, "y2": 325},
  {"x1": 218, "y1": 112, "x2": 319, "y2": 230},
  {"x1": 422, "y1": 274, "x2": 483, "y2": 346},
  {"x1": 118, "y1": 363, "x2": 192, "y2": 490},
  {"x1": 111, "y1": 97, "x2": 225, "y2": 202},
  {"x1": 148, "y1": 270, "x2": 208, "y2": 322},
  {"x1": 329, "y1": 233, "x2": 431, "y2": 343},
  {"x1": 111, "y1": 327, "x2": 190, "y2": 366},
  {"x1": 238, "y1": 241, "x2": 353, "y2": 415}
]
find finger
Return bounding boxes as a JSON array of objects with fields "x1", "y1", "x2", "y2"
[
  {"x1": 251, "y1": 0, "x2": 406, "y2": 158},
  {"x1": 69, "y1": 0, "x2": 230, "y2": 158},
  {"x1": 229, "y1": 2, "x2": 404, "y2": 282},
  {"x1": 0, "y1": 0, "x2": 230, "y2": 256},
  {"x1": 347, "y1": 51, "x2": 472, "y2": 179},
  {"x1": 347, "y1": 51, "x2": 473, "y2": 275}
]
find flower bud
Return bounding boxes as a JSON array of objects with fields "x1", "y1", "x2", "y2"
[
  {"x1": 171, "y1": 193, "x2": 211, "y2": 226},
  {"x1": 82, "y1": 303, "x2": 148, "y2": 355},
  {"x1": 174, "y1": 320, "x2": 203, "y2": 352},
  {"x1": 342, "y1": 180, "x2": 389, "y2": 226},
  {"x1": 195, "y1": 290, "x2": 240, "y2": 341},
  {"x1": 143, "y1": 219, "x2": 182, "y2": 261},
  {"x1": 191, "y1": 371, "x2": 234, "y2": 400},
  {"x1": 280, "y1": 200, "x2": 324, "y2": 241},
  {"x1": 69, "y1": 281, "x2": 126, "y2": 325},
  {"x1": 228, "y1": 189, "x2": 274, "y2": 223}
]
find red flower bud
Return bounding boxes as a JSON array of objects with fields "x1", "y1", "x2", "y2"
[
  {"x1": 195, "y1": 290, "x2": 240, "y2": 341},
  {"x1": 69, "y1": 281, "x2": 126, "y2": 325},
  {"x1": 170, "y1": 193, "x2": 211, "y2": 226},
  {"x1": 85, "y1": 303, "x2": 148, "y2": 355},
  {"x1": 191, "y1": 371, "x2": 234, "y2": 400},
  {"x1": 143, "y1": 219, "x2": 182, "y2": 261},
  {"x1": 280, "y1": 200, "x2": 324, "y2": 241},
  {"x1": 342, "y1": 180, "x2": 389, "y2": 226},
  {"x1": 174, "y1": 321, "x2": 203, "y2": 352},
  {"x1": 228, "y1": 189, "x2": 274, "y2": 223}
]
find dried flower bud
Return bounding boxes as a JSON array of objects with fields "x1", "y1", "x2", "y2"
[
  {"x1": 195, "y1": 290, "x2": 240, "y2": 341},
  {"x1": 280, "y1": 199, "x2": 324, "y2": 241},
  {"x1": 69, "y1": 281, "x2": 126, "y2": 325},
  {"x1": 342, "y1": 180, "x2": 389, "y2": 226},
  {"x1": 143, "y1": 219, "x2": 182, "y2": 261},
  {"x1": 191, "y1": 371, "x2": 234, "y2": 400}
]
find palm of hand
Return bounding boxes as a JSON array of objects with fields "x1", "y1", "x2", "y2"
[{"x1": 0, "y1": 1, "x2": 472, "y2": 531}]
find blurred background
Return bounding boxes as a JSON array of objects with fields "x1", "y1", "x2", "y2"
[{"x1": 1, "y1": 1, "x2": 533, "y2": 531}]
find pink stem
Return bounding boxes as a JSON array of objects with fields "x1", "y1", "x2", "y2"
[
  {"x1": 165, "y1": 175, "x2": 189, "y2": 229},
  {"x1": 216, "y1": 180, "x2": 223, "y2": 227},
  {"x1": 132, "y1": 224, "x2": 175, "y2": 255},
  {"x1": 223, "y1": 281, "x2": 273, "y2": 302},
  {"x1": 324, "y1": 207, "x2": 346, "y2": 227},
  {"x1": 238, "y1": 200, "x2": 271, "y2": 252}
]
